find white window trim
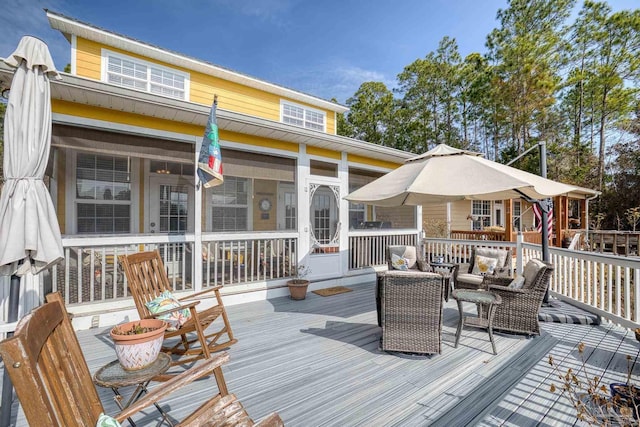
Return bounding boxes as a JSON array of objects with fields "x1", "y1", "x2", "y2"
[
  {"x1": 280, "y1": 100, "x2": 326, "y2": 133},
  {"x1": 101, "y1": 49, "x2": 190, "y2": 101},
  {"x1": 66, "y1": 149, "x2": 139, "y2": 235}
]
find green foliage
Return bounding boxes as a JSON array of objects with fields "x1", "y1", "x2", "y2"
[{"x1": 337, "y1": 0, "x2": 640, "y2": 226}]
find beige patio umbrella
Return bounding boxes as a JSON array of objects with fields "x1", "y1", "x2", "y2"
[
  {"x1": 345, "y1": 143, "x2": 597, "y2": 205},
  {"x1": 0, "y1": 36, "x2": 63, "y2": 277}
]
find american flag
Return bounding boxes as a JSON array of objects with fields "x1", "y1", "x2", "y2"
[{"x1": 533, "y1": 200, "x2": 553, "y2": 236}]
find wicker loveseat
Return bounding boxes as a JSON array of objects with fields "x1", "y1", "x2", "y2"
[
  {"x1": 378, "y1": 270, "x2": 445, "y2": 355},
  {"x1": 481, "y1": 258, "x2": 553, "y2": 335},
  {"x1": 454, "y1": 247, "x2": 513, "y2": 290}
]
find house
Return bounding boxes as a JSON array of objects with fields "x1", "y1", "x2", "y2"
[
  {"x1": 0, "y1": 10, "x2": 424, "y2": 328},
  {"x1": 0, "y1": 10, "x2": 596, "y2": 329}
]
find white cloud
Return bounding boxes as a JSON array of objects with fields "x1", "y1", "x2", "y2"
[
  {"x1": 284, "y1": 64, "x2": 395, "y2": 104},
  {"x1": 213, "y1": 0, "x2": 296, "y2": 26},
  {"x1": 1, "y1": 0, "x2": 71, "y2": 71}
]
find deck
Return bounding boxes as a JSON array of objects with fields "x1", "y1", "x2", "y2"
[{"x1": 5, "y1": 281, "x2": 640, "y2": 426}]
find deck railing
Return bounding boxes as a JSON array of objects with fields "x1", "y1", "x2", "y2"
[
  {"x1": 52, "y1": 233, "x2": 298, "y2": 306},
  {"x1": 425, "y1": 236, "x2": 640, "y2": 328},
  {"x1": 348, "y1": 230, "x2": 420, "y2": 269}
]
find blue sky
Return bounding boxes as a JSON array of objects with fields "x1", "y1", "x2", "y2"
[{"x1": 1, "y1": 0, "x2": 637, "y2": 104}]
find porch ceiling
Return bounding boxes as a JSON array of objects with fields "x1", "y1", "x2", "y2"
[{"x1": 0, "y1": 62, "x2": 412, "y2": 166}]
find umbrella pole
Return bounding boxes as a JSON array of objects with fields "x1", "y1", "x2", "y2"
[{"x1": 0, "y1": 274, "x2": 20, "y2": 426}]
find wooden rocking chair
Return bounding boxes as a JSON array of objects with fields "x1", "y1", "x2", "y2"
[
  {"x1": 119, "y1": 250, "x2": 238, "y2": 366},
  {"x1": 0, "y1": 292, "x2": 283, "y2": 427}
]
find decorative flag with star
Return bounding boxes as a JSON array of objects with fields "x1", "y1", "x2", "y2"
[{"x1": 197, "y1": 96, "x2": 224, "y2": 188}]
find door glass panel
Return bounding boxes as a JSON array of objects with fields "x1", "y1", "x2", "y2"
[
  {"x1": 159, "y1": 184, "x2": 188, "y2": 233},
  {"x1": 309, "y1": 184, "x2": 340, "y2": 253}
]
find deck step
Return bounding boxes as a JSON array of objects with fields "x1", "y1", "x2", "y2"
[{"x1": 538, "y1": 299, "x2": 600, "y2": 325}]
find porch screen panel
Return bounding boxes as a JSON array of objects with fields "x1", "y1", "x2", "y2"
[
  {"x1": 52, "y1": 125, "x2": 193, "y2": 162},
  {"x1": 375, "y1": 206, "x2": 416, "y2": 229},
  {"x1": 204, "y1": 149, "x2": 296, "y2": 233},
  {"x1": 76, "y1": 153, "x2": 131, "y2": 234},
  {"x1": 348, "y1": 168, "x2": 382, "y2": 229}
]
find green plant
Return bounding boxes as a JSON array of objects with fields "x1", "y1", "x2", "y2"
[
  {"x1": 112, "y1": 322, "x2": 160, "y2": 335},
  {"x1": 548, "y1": 342, "x2": 638, "y2": 425}
]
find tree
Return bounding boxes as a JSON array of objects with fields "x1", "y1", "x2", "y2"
[
  {"x1": 343, "y1": 82, "x2": 395, "y2": 146},
  {"x1": 486, "y1": 0, "x2": 574, "y2": 154}
]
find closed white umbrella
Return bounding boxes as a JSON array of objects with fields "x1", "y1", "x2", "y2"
[
  {"x1": 0, "y1": 36, "x2": 63, "y2": 277},
  {"x1": 345, "y1": 143, "x2": 597, "y2": 205},
  {"x1": 0, "y1": 35, "x2": 64, "y2": 425}
]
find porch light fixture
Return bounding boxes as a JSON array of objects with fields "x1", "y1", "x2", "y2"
[
  {"x1": 155, "y1": 161, "x2": 171, "y2": 174},
  {"x1": 466, "y1": 214, "x2": 478, "y2": 221}
]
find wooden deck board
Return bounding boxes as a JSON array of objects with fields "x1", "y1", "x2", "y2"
[{"x1": 4, "y1": 281, "x2": 640, "y2": 426}]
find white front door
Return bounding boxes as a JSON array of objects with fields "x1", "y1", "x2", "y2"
[
  {"x1": 149, "y1": 175, "x2": 194, "y2": 277},
  {"x1": 148, "y1": 176, "x2": 194, "y2": 234}
]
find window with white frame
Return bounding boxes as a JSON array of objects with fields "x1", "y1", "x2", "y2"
[
  {"x1": 281, "y1": 101, "x2": 325, "y2": 131},
  {"x1": 472, "y1": 200, "x2": 491, "y2": 230},
  {"x1": 104, "y1": 51, "x2": 188, "y2": 100},
  {"x1": 75, "y1": 153, "x2": 131, "y2": 234},
  {"x1": 209, "y1": 176, "x2": 249, "y2": 231},
  {"x1": 513, "y1": 201, "x2": 522, "y2": 231}
]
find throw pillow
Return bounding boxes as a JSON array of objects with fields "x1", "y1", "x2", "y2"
[
  {"x1": 471, "y1": 255, "x2": 498, "y2": 276},
  {"x1": 97, "y1": 413, "x2": 122, "y2": 427},
  {"x1": 145, "y1": 290, "x2": 191, "y2": 331},
  {"x1": 508, "y1": 274, "x2": 526, "y2": 289},
  {"x1": 390, "y1": 253, "x2": 409, "y2": 271}
]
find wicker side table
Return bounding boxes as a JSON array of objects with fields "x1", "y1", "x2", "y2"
[
  {"x1": 452, "y1": 289, "x2": 503, "y2": 355},
  {"x1": 94, "y1": 353, "x2": 173, "y2": 426}
]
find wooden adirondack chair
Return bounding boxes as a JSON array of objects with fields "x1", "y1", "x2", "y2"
[
  {"x1": 119, "y1": 250, "x2": 237, "y2": 366},
  {"x1": 0, "y1": 292, "x2": 283, "y2": 427}
]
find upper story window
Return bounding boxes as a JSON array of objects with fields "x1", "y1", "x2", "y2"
[
  {"x1": 281, "y1": 101, "x2": 325, "y2": 132},
  {"x1": 103, "y1": 50, "x2": 189, "y2": 100}
]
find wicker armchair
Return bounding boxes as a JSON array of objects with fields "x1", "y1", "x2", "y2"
[
  {"x1": 377, "y1": 245, "x2": 432, "y2": 326},
  {"x1": 378, "y1": 271, "x2": 445, "y2": 355},
  {"x1": 454, "y1": 247, "x2": 512, "y2": 290},
  {"x1": 481, "y1": 259, "x2": 553, "y2": 336}
]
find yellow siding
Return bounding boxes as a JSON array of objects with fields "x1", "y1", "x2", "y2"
[
  {"x1": 347, "y1": 154, "x2": 401, "y2": 170},
  {"x1": 450, "y1": 200, "x2": 472, "y2": 230},
  {"x1": 307, "y1": 146, "x2": 341, "y2": 160},
  {"x1": 326, "y1": 112, "x2": 336, "y2": 135},
  {"x1": 74, "y1": 37, "x2": 338, "y2": 127},
  {"x1": 75, "y1": 38, "x2": 102, "y2": 80}
]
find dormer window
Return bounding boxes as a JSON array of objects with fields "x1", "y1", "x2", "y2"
[
  {"x1": 281, "y1": 101, "x2": 325, "y2": 132},
  {"x1": 102, "y1": 50, "x2": 189, "y2": 100}
]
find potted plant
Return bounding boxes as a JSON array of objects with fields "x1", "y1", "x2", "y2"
[
  {"x1": 287, "y1": 264, "x2": 311, "y2": 300},
  {"x1": 110, "y1": 318, "x2": 167, "y2": 370}
]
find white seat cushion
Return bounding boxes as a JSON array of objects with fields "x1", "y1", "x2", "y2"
[
  {"x1": 456, "y1": 273, "x2": 485, "y2": 287},
  {"x1": 475, "y1": 247, "x2": 509, "y2": 268},
  {"x1": 523, "y1": 259, "x2": 547, "y2": 287}
]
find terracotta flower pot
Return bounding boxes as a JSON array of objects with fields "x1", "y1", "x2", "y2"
[
  {"x1": 110, "y1": 319, "x2": 167, "y2": 370},
  {"x1": 287, "y1": 279, "x2": 310, "y2": 300}
]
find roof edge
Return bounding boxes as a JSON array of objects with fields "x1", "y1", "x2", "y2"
[{"x1": 45, "y1": 9, "x2": 349, "y2": 114}]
